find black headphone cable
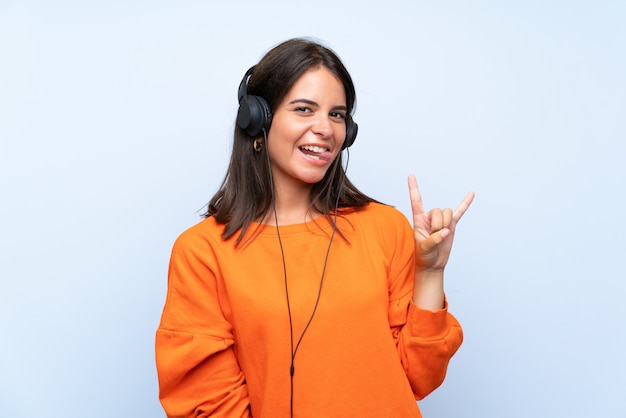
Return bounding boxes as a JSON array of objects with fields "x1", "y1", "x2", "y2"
[{"x1": 262, "y1": 129, "x2": 349, "y2": 417}]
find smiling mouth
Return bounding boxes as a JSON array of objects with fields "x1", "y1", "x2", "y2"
[{"x1": 299, "y1": 145, "x2": 331, "y2": 160}]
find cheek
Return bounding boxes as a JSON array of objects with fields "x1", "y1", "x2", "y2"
[
  {"x1": 336, "y1": 125, "x2": 347, "y2": 146},
  {"x1": 267, "y1": 130, "x2": 298, "y2": 163},
  {"x1": 267, "y1": 119, "x2": 303, "y2": 147}
]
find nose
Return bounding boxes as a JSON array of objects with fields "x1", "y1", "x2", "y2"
[{"x1": 311, "y1": 116, "x2": 332, "y2": 138}]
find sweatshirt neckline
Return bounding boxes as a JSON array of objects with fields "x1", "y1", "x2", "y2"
[{"x1": 250, "y1": 216, "x2": 336, "y2": 237}]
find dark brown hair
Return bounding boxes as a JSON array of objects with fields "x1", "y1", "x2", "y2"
[{"x1": 205, "y1": 38, "x2": 375, "y2": 243}]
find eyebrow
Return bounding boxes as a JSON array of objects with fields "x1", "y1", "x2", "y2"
[{"x1": 288, "y1": 98, "x2": 347, "y2": 111}]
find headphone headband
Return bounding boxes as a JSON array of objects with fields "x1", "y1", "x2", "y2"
[{"x1": 238, "y1": 66, "x2": 255, "y2": 104}]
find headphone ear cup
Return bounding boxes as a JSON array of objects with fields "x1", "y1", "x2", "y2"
[
  {"x1": 342, "y1": 117, "x2": 358, "y2": 150},
  {"x1": 237, "y1": 95, "x2": 272, "y2": 138}
]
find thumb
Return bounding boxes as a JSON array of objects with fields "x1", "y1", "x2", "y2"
[{"x1": 418, "y1": 228, "x2": 450, "y2": 253}]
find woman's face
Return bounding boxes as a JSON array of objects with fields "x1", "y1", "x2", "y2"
[{"x1": 266, "y1": 66, "x2": 347, "y2": 191}]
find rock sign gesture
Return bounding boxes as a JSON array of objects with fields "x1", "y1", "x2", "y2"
[{"x1": 408, "y1": 175, "x2": 474, "y2": 309}]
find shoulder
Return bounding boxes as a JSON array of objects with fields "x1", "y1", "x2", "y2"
[
  {"x1": 171, "y1": 216, "x2": 228, "y2": 255},
  {"x1": 341, "y1": 203, "x2": 415, "y2": 271},
  {"x1": 344, "y1": 202, "x2": 413, "y2": 242},
  {"x1": 350, "y1": 202, "x2": 411, "y2": 229}
]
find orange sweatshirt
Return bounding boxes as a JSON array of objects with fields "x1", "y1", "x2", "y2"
[{"x1": 156, "y1": 202, "x2": 463, "y2": 417}]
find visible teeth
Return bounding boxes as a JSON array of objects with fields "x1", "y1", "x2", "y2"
[{"x1": 301, "y1": 145, "x2": 327, "y2": 153}]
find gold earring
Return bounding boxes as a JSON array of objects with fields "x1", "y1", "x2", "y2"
[{"x1": 253, "y1": 139, "x2": 263, "y2": 152}]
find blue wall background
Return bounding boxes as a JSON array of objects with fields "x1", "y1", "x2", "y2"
[{"x1": 1, "y1": 1, "x2": 624, "y2": 417}]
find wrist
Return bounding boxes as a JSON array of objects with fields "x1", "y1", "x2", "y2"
[
  {"x1": 415, "y1": 267, "x2": 445, "y2": 282},
  {"x1": 412, "y1": 270, "x2": 445, "y2": 311}
]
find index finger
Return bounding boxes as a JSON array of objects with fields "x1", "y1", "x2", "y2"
[
  {"x1": 453, "y1": 191, "x2": 475, "y2": 222},
  {"x1": 407, "y1": 174, "x2": 425, "y2": 216}
]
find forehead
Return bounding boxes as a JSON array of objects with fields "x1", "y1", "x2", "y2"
[{"x1": 284, "y1": 67, "x2": 346, "y2": 103}]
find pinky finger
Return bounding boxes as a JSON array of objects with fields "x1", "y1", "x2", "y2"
[{"x1": 453, "y1": 192, "x2": 475, "y2": 222}]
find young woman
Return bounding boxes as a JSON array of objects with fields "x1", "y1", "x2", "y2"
[{"x1": 156, "y1": 38, "x2": 474, "y2": 418}]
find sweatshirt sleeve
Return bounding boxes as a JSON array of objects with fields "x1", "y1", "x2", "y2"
[
  {"x1": 385, "y1": 209, "x2": 464, "y2": 400},
  {"x1": 155, "y1": 229, "x2": 252, "y2": 418}
]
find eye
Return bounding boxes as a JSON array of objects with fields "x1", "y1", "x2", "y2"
[
  {"x1": 295, "y1": 106, "x2": 312, "y2": 113},
  {"x1": 330, "y1": 111, "x2": 346, "y2": 120}
]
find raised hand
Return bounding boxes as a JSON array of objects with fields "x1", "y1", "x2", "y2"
[{"x1": 408, "y1": 174, "x2": 474, "y2": 273}]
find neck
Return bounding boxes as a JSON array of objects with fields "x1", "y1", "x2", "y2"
[{"x1": 263, "y1": 179, "x2": 319, "y2": 226}]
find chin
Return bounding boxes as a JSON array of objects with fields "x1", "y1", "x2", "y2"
[
  {"x1": 302, "y1": 177, "x2": 326, "y2": 185},
  {"x1": 298, "y1": 173, "x2": 328, "y2": 185}
]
